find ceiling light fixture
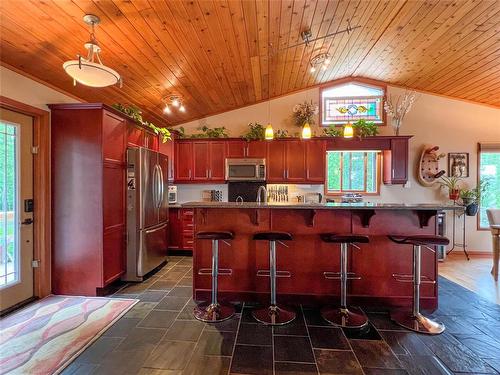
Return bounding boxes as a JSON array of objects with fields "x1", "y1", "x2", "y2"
[
  {"x1": 343, "y1": 122, "x2": 354, "y2": 138},
  {"x1": 63, "y1": 14, "x2": 122, "y2": 88},
  {"x1": 301, "y1": 122, "x2": 312, "y2": 139},
  {"x1": 163, "y1": 95, "x2": 186, "y2": 115},
  {"x1": 309, "y1": 52, "x2": 331, "y2": 74}
]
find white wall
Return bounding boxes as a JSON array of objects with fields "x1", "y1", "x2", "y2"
[
  {"x1": 175, "y1": 84, "x2": 500, "y2": 252},
  {"x1": 0, "y1": 65, "x2": 80, "y2": 110}
]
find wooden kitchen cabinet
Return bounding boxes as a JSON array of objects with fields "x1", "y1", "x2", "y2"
[
  {"x1": 168, "y1": 208, "x2": 194, "y2": 253},
  {"x1": 50, "y1": 103, "x2": 149, "y2": 296},
  {"x1": 175, "y1": 140, "x2": 225, "y2": 182},
  {"x1": 158, "y1": 136, "x2": 175, "y2": 181},
  {"x1": 226, "y1": 140, "x2": 267, "y2": 158},
  {"x1": 285, "y1": 140, "x2": 307, "y2": 182},
  {"x1": 193, "y1": 141, "x2": 210, "y2": 180},
  {"x1": 383, "y1": 137, "x2": 409, "y2": 184},
  {"x1": 306, "y1": 140, "x2": 326, "y2": 182},
  {"x1": 175, "y1": 140, "x2": 193, "y2": 181},
  {"x1": 267, "y1": 141, "x2": 286, "y2": 182}
]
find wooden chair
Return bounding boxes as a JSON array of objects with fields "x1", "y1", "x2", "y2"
[{"x1": 486, "y1": 209, "x2": 500, "y2": 281}]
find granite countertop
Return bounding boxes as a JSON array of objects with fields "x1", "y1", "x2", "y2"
[{"x1": 181, "y1": 201, "x2": 464, "y2": 210}]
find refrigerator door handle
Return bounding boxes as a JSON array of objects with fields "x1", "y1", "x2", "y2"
[
  {"x1": 158, "y1": 165, "x2": 165, "y2": 208},
  {"x1": 144, "y1": 222, "x2": 168, "y2": 234}
]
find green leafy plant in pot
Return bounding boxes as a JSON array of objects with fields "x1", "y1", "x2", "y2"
[
  {"x1": 460, "y1": 180, "x2": 489, "y2": 216},
  {"x1": 437, "y1": 176, "x2": 462, "y2": 201}
]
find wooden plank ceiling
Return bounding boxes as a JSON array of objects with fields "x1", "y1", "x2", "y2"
[{"x1": 1, "y1": 0, "x2": 499, "y2": 126}]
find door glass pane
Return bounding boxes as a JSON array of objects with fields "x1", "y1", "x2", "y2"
[{"x1": 0, "y1": 122, "x2": 18, "y2": 287}]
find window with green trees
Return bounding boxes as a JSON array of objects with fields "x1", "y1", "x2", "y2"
[
  {"x1": 326, "y1": 151, "x2": 379, "y2": 194},
  {"x1": 479, "y1": 147, "x2": 500, "y2": 229}
]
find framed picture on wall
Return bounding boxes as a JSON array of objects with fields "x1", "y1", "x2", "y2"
[{"x1": 448, "y1": 152, "x2": 469, "y2": 177}]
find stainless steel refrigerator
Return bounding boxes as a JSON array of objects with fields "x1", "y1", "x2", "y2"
[{"x1": 124, "y1": 147, "x2": 169, "y2": 281}]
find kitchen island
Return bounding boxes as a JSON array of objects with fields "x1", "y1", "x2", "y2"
[{"x1": 182, "y1": 202, "x2": 462, "y2": 311}]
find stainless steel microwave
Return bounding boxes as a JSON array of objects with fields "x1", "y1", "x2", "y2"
[{"x1": 225, "y1": 158, "x2": 266, "y2": 181}]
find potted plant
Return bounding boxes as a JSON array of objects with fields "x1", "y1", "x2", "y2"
[
  {"x1": 460, "y1": 180, "x2": 489, "y2": 216},
  {"x1": 437, "y1": 176, "x2": 462, "y2": 201}
]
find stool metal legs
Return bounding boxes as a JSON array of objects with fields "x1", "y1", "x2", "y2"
[
  {"x1": 391, "y1": 245, "x2": 445, "y2": 334},
  {"x1": 252, "y1": 240, "x2": 296, "y2": 325},
  {"x1": 194, "y1": 239, "x2": 235, "y2": 322},
  {"x1": 321, "y1": 243, "x2": 368, "y2": 329}
]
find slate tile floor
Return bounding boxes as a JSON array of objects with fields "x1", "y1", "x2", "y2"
[{"x1": 63, "y1": 256, "x2": 500, "y2": 375}]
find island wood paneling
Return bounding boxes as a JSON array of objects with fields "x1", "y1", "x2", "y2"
[{"x1": 1, "y1": 0, "x2": 499, "y2": 126}]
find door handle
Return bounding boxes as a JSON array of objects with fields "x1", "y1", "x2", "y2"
[{"x1": 21, "y1": 218, "x2": 34, "y2": 225}]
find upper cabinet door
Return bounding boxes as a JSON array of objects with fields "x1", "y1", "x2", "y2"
[
  {"x1": 209, "y1": 141, "x2": 226, "y2": 181},
  {"x1": 126, "y1": 123, "x2": 144, "y2": 148},
  {"x1": 175, "y1": 141, "x2": 193, "y2": 181},
  {"x1": 144, "y1": 131, "x2": 159, "y2": 151},
  {"x1": 226, "y1": 140, "x2": 247, "y2": 158},
  {"x1": 159, "y1": 139, "x2": 175, "y2": 181},
  {"x1": 192, "y1": 141, "x2": 210, "y2": 180},
  {"x1": 383, "y1": 138, "x2": 409, "y2": 184},
  {"x1": 285, "y1": 140, "x2": 306, "y2": 182},
  {"x1": 267, "y1": 141, "x2": 286, "y2": 182},
  {"x1": 247, "y1": 141, "x2": 267, "y2": 158},
  {"x1": 306, "y1": 140, "x2": 326, "y2": 182},
  {"x1": 102, "y1": 111, "x2": 126, "y2": 163}
]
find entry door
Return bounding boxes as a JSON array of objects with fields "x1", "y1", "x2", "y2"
[{"x1": 0, "y1": 109, "x2": 34, "y2": 312}]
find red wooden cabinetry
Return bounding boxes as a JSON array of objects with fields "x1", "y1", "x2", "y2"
[
  {"x1": 306, "y1": 140, "x2": 326, "y2": 182},
  {"x1": 285, "y1": 140, "x2": 307, "y2": 182},
  {"x1": 267, "y1": 141, "x2": 286, "y2": 182},
  {"x1": 226, "y1": 140, "x2": 267, "y2": 158},
  {"x1": 383, "y1": 138, "x2": 410, "y2": 184},
  {"x1": 175, "y1": 140, "x2": 226, "y2": 183},
  {"x1": 168, "y1": 208, "x2": 194, "y2": 253},
  {"x1": 158, "y1": 134, "x2": 175, "y2": 181},
  {"x1": 49, "y1": 104, "x2": 141, "y2": 296},
  {"x1": 175, "y1": 141, "x2": 193, "y2": 181}
]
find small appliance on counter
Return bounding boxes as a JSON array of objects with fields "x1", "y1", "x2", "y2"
[
  {"x1": 168, "y1": 185, "x2": 178, "y2": 204},
  {"x1": 226, "y1": 158, "x2": 266, "y2": 181},
  {"x1": 228, "y1": 181, "x2": 266, "y2": 202},
  {"x1": 124, "y1": 147, "x2": 169, "y2": 282},
  {"x1": 305, "y1": 192, "x2": 323, "y2": 204},
  {"x1": 341, "y1": 193, "x2": 363, "y2": 203}
]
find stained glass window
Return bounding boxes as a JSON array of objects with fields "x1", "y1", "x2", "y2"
[{"x1": 321, "y1": 82, "x2": 384, "y2": 126}]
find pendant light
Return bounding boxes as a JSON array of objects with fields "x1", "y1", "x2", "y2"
[
  {"x1": 343, "y1": 21, "x2": 354, "y2": 139},
  {"x1": 63, "y1": 15, "x2": 122, "y2": 88},
  {"x1": 343, "y1": 122, "x2": 354, "y2": 138},
  {"x1": 301, "y1": 122, "x2": 312, "y2": 139},
  {"x1": 265, "y1": 2, "x2": 274, "y2": 141}
]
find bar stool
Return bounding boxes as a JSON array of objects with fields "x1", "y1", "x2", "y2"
[
  {"x1": 320, "y1": 234, "x2": 369, "y2": 329},
  {"x1": 193, "y1": 231, "x2": 234, "y2": 322},
  {"x1": 388, "y1": 234, "x2": 449, "y2": 334},
  {"x1": 252, "y1": 231, "x2": 295, "y2": 325}
]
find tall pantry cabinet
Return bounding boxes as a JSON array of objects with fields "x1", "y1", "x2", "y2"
[{"x1": 49, "y1": 103, "x2": 160, "y2": 296}]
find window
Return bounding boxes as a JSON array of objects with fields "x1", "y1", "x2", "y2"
[
  {"x1": 326, "y1": 151, "x2": 380, "y2": 194},
  {"x1": 478, "y1": 143, "x2": 500, "y2": 229},
  {"x1": 321, "y1": 82, "x2": 384, "y2": 126},
  {"x1": 0, "y1": 121, "x2": 19, "y2": 287}
]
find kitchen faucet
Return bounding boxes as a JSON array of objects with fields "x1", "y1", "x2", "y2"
[{"x1": 256, "y1": 185, "x2": 268, "y2": 203}]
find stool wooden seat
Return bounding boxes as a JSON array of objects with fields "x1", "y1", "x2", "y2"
[
  {"x1": 320, "y1": 233, "x2": 369, "y2": 329},
  {"x1": 196, "y1": 231, "x2": 234, "y2": 240}
]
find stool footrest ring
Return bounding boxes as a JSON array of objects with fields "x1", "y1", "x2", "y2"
[
  {"x1": 324, "y1": 271, "x2": 361, "y2": 280},
  {"x1": 257, "y1": 270, "x2": 291, "y2": 278},
  {"x1": 392, "y1": 274, "x2": 435, "y2": 284},
  {"x1": 198, "y1": 268, "x2": 233, "y2": 276}
]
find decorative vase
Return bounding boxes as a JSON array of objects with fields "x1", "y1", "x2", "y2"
[
  {"x1": 465, "y1": 202, "x2": 479, "y2": 216},
  {"x1": 391, "y1": 118, "x2": 401, "y2": 136},
  {"x1": 449, "y1": 189, "x2": 460, "y2": 201}
]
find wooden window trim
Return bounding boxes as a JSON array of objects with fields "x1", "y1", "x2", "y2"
[
  {"x1": 319, "y1": 79, "x2": 387, "y2": 127},
  {"x1": 477, "y1": 142, "x2": 500, "y2": 231},
  {"x1": 0, "y1": 96, "x2": 51, "y2": 298},
  {"x1": 325, "y1": 150, "x2": 381, "y2": 197}
]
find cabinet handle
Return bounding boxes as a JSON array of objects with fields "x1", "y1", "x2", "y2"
[
  {"x1": 189, "y1": 170, "x2": 192, "y2": 179},
  {"x1": 209, "y1": 169, "x2": 212, "y2": 179},
  {"x1": 206, "y1": 169, "x2": 209, "y2": 178}
]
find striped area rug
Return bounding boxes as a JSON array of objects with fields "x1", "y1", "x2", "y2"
[{"x1": 0, "y1": 295, "x2": 137, "y2": 374}]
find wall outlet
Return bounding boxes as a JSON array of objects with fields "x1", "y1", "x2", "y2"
[{"x1": 403, "y1": 181, "x2": 411, "y2": 188}]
